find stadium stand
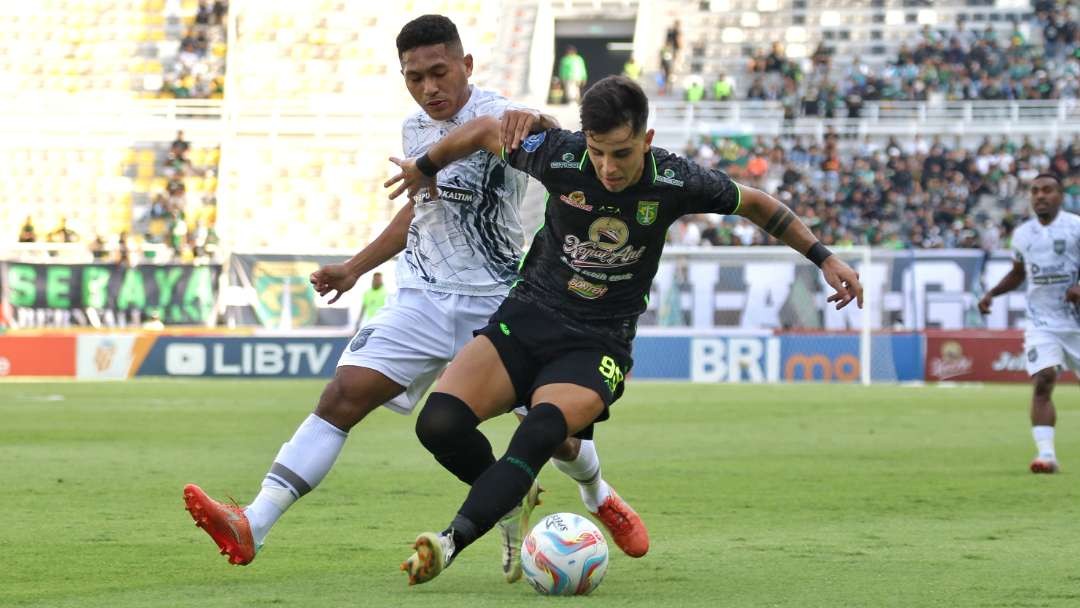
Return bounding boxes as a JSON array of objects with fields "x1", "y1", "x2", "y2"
[
  {"x1": 4, "y1": 0, "x2": 1080, "y2": 260},
  {"x1": 670, "y1": 132, "x2": 1080, "y2": 249}
]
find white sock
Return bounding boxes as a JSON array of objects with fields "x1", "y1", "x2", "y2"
[
  {"x1": 244, "y1": 414, "x2": 348, "y2": 545},
  {"x1": 551, "y1": 439, "x2": 611, "y2": 512},
  {"x1": 1033, "y1": 425, "x2": 1057, "y2": 461}
]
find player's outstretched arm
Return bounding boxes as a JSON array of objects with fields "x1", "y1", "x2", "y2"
[
  {"x1": 736, "y1": 184, "x2": 863, "y2": 309},
  {"x1": 501, "y1": 109, "x2": 560, "y2": 152},
  {"x1": 384, "y1": 116, "x2": 504, "y2": 200},
  {"x1": 978, "y1": 261, "x2": 1025, "y2": 313},
  {"x1": 310, "y1": 201, "x2": 414, "y2": 304}
]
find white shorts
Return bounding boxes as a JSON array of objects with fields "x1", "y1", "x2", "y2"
[
  {"x1": 1024, "y1": 329, "x2": 1080, "y2": 376},
  {"x1": 337, "y1": 288, "x2": 503, "y2": 414}
]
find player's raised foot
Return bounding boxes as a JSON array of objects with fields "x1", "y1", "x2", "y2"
[
  {"x1": 591, "y1": 487, "x2": 649, "y2": 558},
  {"x1": 401, "y1": 532, "x2": 455, "y2": 586},
  {"x1": 1030, "y1": 458, "x2": 1061, "y2": 474},
  {"x1": 183, "y1": 483, "x2": 258, "y2": 565},
  {"x1": 496, "y1": 480, "x2": 544, "y2": 583}
]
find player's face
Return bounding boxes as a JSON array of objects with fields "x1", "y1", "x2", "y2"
[
  {"x1": 400, "y1": 43, "x2": 473, "y2": 121},
  {"x1": 584, "y1": 124, "x2": 655, "y2": 192},
  {"x1": 1030, "y1": 177, "x2": 1062, "y2": 218}
]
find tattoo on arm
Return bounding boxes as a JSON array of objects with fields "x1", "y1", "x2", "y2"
[{"x1": 762, "y1": 207, "x2": 797, "y2": 238}]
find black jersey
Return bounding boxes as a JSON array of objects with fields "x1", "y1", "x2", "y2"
[{"x1": 503, "y1": 128, "x2": 742, "y2": 338}]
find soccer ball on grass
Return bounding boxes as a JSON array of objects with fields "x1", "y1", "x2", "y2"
[{"x1": 520, "y1": 512, "x2": 609, "y2": 596}]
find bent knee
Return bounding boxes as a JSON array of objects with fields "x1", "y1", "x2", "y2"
[
  {"x1": 314, "y1": 372, "x2": 393, "y2": 430},
  {"x1": 551, "y1": 436, "x2": 581, "y2": 461},
  {"x1": 415, "y1": 392, "x2": 479, "y2": 450}
]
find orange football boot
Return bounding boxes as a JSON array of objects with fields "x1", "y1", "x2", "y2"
[
  {"x1": 1030, "y1": 458, "x2": 1060, "y2": 474},
  {"x1": 592, "y1": 487, "x2": 649, "y2": 558},
  {"x1": 183, "y1": 484, "x2": 258, "y2": 565}
]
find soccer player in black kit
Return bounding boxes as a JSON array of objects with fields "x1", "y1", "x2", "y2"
[{"x1": 385, "y1": 75, "x2": 864, "y2": 585}]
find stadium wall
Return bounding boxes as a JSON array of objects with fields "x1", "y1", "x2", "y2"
[{"x1": 0, "y1": 330, "x2": 937, "y2": 383}]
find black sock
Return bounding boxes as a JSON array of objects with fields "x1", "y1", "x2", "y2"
[
  {"x1": 415, "y1": 392, "x2": 496, "y2": 485},
  {"x1": 447, "y1": 403, "x2": 568, "y2": 553}
]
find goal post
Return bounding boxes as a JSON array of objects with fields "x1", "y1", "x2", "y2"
[{"x1": 646, "y1": 246, "x2": 875, "y2": 385}]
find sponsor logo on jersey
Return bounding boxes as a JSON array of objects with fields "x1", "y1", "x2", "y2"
[
  {"x1": 636, "y1": 200, "x2": 659, "y2": 225},
  {"x1": 567, "y1": 275, "x2": 609, "y2": 299},
  {"x1": 562, "y1": 217, "x2": 647, "y2": 269},
  {"x1": 577, "y1": 269, "x2": 634, "y2": 282},
  {"x1": 559, "y1": 190, "x2": 592, "y2": 211},
  {"x1": 1032, "y1": 274, "x2": 1072, "y2": 285},
  {"x1": 521, "y1": 131, "x2": 547, "y2": 152},
  {"x1": 597, "y1": 205, "x2": 620, "y2": 215},
  {"x1": 550, "y1": 151, "x2": 578, "y2": 169},
  {"x1": 1029, "y1": 261, "x2": 1072, "y2": 284},
  {"x1": 1028, "y1": 347, "x2": 1039, "y2": 362},
  {"x1": 1055, "y1": 239, "x2": 1066, "y2": 254},
  {"x1": 414, "y1": 185, "x2": 473, "y2": 205},
  {"x1": 655, "y1": 167, "x2": 684, "y2": 187}
]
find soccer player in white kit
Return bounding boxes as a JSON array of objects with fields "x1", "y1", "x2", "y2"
[
  {"x1": 182, "y1": 15, "x2": 647, "y2": 578},
  {"x1": 979, "y1": 174, "x2": 1080, "y2": 473}
]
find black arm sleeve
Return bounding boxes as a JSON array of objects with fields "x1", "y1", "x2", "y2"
[
  {"x1": 501, "y1": 128, "x2": 573, "y2": 181},
  {"x1": 677, "y1": 157, "x2": 742, "y2": 216}
]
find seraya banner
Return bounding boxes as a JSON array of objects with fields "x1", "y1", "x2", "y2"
[{"x1": 0, "y1": 261, "x2": 221, "y2": 328}]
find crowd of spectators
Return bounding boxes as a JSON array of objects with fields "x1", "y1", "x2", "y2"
[
  {"x1": 142, "y1": 130, "x2": 220, "y2": 263},
  {"x1": 159, "y1": 0, "x2": 228, "y2": 99},
  {"x1": 679, "y1": 4, "x2": 1080, "y2": 113},
  {"x1": 671, "y1": 131, "x2": 1080, "y2": 250},
  {"x1": 16, "y1": 130, "x2": 219, "y2": 265}
]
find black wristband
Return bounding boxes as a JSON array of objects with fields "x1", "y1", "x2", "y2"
[
  {"x1": 416, "y1": 153, "x2": 440, "y2": 177},
  {"x1": 806, "y1": 242, "x2": 833, "y2": 267}
]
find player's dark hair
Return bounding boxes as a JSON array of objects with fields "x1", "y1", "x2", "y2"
[
  {"x1": 580, "y1": 75, "x2": 649, "y2": 136},
  {"x1": 396, "y1": 14, "x2": 462, "y2": 59},
  {"x1": 1033, "y1": 172, "x2": 1063, "y2": 191}
]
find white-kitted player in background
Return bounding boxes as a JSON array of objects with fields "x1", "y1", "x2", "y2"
[{"x1": 980, "y1": 173, "x2": 1080, "y2": 473}]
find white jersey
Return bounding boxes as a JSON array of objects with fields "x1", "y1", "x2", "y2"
[
  {"x1": 397, "y1": 86, "x2": 527, "y2": 296},
  {"x1": 1011, "y1": 211, "x2": 1080, "y2": 330}
]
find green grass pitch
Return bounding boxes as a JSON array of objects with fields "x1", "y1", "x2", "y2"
[{"x1": 4, "y1": 380, "x2": 1080, "y2": 607}]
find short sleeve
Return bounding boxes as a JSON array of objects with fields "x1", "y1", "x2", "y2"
[
  {"x1": 400, "y1": 117, "x2": 413, "y2": 156},
  {"x1": 677, "y1": 157, "x2": 742, "y2": 216},
  {"x1": 476, "y1": 94, "x2": 520, "y2": 120},
  {"x1": 502, "y1": 128, "x2": 571, "y2": 181},
  {"x1": 1011, "y1": 229, "x2": 1025, "y2": 263}
]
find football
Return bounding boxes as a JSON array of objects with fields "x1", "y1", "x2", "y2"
[{"x1": 520, "y1": 512, "x2": 609, "y2": 596}]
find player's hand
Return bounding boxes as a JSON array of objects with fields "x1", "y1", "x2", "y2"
[
  {"x1": 977, "y1": 293, "x2": 994, "y2": 314},
  {"x1": 310, "y1": 263, "x2": 359, "y2": 305},
  {"x1": 1066, "y1": 285, "x2": 1080, "y2": 306},
  {"x1": 384, "y1": 157, "x2": 438, "y2": 201},
  {"x1": 501, "y1": 109, "x2": 542, "y2": 152},
  {"x1": 821, "y1": 256, "x2": 863, "y2": 310}
]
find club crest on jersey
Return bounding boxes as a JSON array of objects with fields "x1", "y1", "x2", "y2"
[
  {"x1": 567, "y1": 275, "x2": 608, "y2": 299},
  {"x1": 521, "y1": 131, "x2": 546, "y2": 153},
  {"x1": 559, "y1": 190, "x2": 592, "y2": 211},
  {"x1": 350, "y1": 327, "x2": 375, "y2": 352},
  {"x1": 636, "y1": 200, "x2": 659, "y2": 225},
  {"x1": 655, "y1": 167, "x2": 684, "y2": 187},
  {"x1": 1055, "y1": 239, "x2": 1065, "y2": 254},
  {"x1": 550, "y1": 151, "x2": 578, "y2": 169}
]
